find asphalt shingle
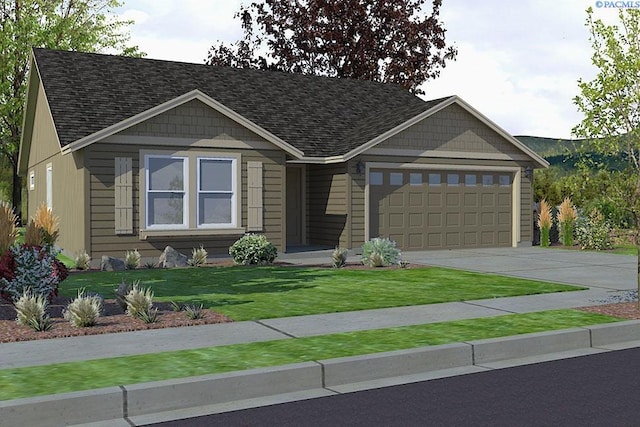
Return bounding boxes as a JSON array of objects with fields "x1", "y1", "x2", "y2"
[{"x1": 33, "y1": 48, "x2": 451, "y2": 157}]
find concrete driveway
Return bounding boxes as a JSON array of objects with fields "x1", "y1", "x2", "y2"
[{"x1": 402, "y1": 246, "x2": 636, "y2": 291}]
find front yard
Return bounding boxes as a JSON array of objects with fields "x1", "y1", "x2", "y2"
[{"x1": 61, "y1": 265, "x2": 583, "y2": 320}]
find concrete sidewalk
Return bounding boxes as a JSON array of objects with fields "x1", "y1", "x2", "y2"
[{"x1": 1, "y1": 247, "x2": 639, "y2": 425}]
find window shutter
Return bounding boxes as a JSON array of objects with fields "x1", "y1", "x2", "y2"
[
  {"x1": 114, "y1": 157, "x2": 133, "y2": 234},
  {"x1": 247, "y1": 161, "x2": 263, "y2": 231}
]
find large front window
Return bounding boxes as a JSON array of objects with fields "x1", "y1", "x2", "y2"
[
  {"x1": 143, "y1": 153, "x2": 239, "y2": 231},
  {"x1": 198, "y1": 158, "x2": 236, "y2": 227},
  {"x1": 146, "y1": 156, "x2": 187, "y2": 228}
]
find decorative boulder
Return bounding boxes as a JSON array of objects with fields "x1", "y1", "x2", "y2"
[
  {"x1": 158, "y1": 246, "x2": 188, "y2": 268},
  {"x1": 100, "y1": 255, "x2": 125, "y2": 271}
]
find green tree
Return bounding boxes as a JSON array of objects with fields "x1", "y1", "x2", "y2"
[
  {"x1": 572, "y1": 7, "x2": 640, "y2": 300},
  {"x1": 0, "y1": 0, "x2": 142, "y2": 220},
  {"x1": 207, "y1": 0, "x2": 457, "y2": 94}
]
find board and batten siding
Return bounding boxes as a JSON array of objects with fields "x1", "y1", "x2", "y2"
[
  {"x1": 26, "y1": 81, "x2": 87, "y2": 256},
  {"x1": 85, "y1": 143, "x2": 286, "y2": 258}
]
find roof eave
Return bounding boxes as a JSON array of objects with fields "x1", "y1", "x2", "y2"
[{"x1": 60, "y1": 89, "x2": 305, "y2": 159}]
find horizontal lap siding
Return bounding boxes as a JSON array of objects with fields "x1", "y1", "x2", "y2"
[
  {"x1": 307, "y1": 164, "x2": 348, "y2": 247},
  {"x1": 87, "y1": 143, "x2": 285, "y2": 258}
]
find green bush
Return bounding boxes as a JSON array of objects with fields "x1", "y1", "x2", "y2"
[
  {"x1": 576, "y1": 208, "x2": 612, "y2": 251},
  {"x1": 63, "y1": 289, "x2": 102, "y2": 327},
  {"x1": 229, "y1": 234, "x2": 277, "y2": 265},
  {"x1": 362, "y1": 237, "x2": 400, "y2": 267}
]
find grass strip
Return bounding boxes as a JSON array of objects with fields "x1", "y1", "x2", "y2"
[
  {"x1": 0, "y1": 309, "x2": 619, "y2": 401},
  {"x1": 61, "y1": 266, "x2": 583, "y2": 320}
]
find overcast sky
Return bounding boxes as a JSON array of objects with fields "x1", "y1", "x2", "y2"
[{"x1": 114, "y1": 0, "x2": 626, "y2": 139}]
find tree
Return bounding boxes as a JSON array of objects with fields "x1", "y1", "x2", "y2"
[
  {"x1": 0, "y1": 0, "x2": 142, "y2": 220},
  {"x1": 206, "y1": 0, "x2": 457, "y2": 94},
  {"x1": 572, "y1": 7, "x2": 640, "y2": 303}
]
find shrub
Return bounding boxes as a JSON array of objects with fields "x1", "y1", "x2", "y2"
[
  {"x1": 74, "y1": 250, "x2": 91, "y2": 270},
  {"x1": 331, "y1": 247, "x2": 348, "y2": 268},
  {"x1": 229, "y1": 234, "x2": 277, "y2": 265},
  {"x1": 32, "y1": 203, "x2": 59, "y2": 246},
  {"x1": 362, "y1": 237, "x2": 400, "y2": 267},
  {"x1": 184, "y1": 303, "x2": 205, "y2": 320},
  {"x1": 124, "y1": 249, "x2": 141, "y2": 270},
  {"x1": 0, "y1": 202, "x2": 18, "y2": 257},
  {"x1": 0, "y1": 245, "x2": 68, "y2": 302},
  {"x1": 63, "y1": 289, "x2": 102, "y2": 327},
  {"x1": 188, "y1": 245, "x2": 208, "y2": 267},
  {"x1": 169, "y1": 300, "x2": 183, "y2": 312},
  {"x1": 14, "y1": 289, "x2": 53, "y2": 332},
  {"x1": 557, "y1": 197, "x2": 578, "y2": 247},
  {"x1": 537, "y1": 199, "x2": 553, "y2": 247},
  {"x1": 576, "y1": 208, "x2": 612, "y2": 251},
  {"x1": 124, "y1": 281, "x2": 155, "y2": 320}
]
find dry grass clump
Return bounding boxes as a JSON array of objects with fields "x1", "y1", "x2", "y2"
[
  {"x1": 538, "y1": 199, "x2": 553, "y2": 247},
  {"x1": 557, "y1": 197, "x2": 578, "y2": 247},
  {"x1": 32, "y1": 203, "x2": 59, "y2": 246},
  {"x1": 0, "y1": 202, "x2": 18, "y2": 256}
]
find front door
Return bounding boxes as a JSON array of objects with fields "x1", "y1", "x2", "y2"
[{"x1": 286, "y1": 167, "x2": 302, "y2": 246}]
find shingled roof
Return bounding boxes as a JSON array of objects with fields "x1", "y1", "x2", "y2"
[{"x1": 32, "y1": 48, "x2": 450, "y2": 158}]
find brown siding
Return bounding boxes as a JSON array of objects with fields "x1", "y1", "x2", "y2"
[
  {"x1": 85, "y1": 142, "x2": 285, "y2": 258},
  {"x1": 379, "y1": 103, "x2": 522, "y2": 156},
  {"x1": 26, "y1": 82, "x2": 86, "y2": 255},
  {"x1": 307, "y1": 163, "x2": 349, "y2": 247}
]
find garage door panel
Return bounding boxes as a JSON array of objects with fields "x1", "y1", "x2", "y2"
[{"x1": 370, "y1": 169, "x2": 512, "y2": 251}]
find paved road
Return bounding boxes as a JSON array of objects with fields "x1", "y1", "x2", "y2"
[{"x1": 154, "y1": 347, "x2": 640, "y2": 426}]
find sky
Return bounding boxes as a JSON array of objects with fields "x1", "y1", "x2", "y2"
[{"x1": 114, "y1": 0, "x2": 628, "y2": 139}]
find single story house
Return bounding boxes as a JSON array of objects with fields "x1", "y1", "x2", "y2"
[{"x1": 19, "y1": 48, "x2": 548, "y2": 258}]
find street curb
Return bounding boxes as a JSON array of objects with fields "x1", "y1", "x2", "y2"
[{"x1": 3, "y1": 320, "x2": 640, "y2": 426}]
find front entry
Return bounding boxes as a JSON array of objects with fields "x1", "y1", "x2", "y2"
[{"x1": 286, "y1": 167, "x2": 303, "y2": 246}]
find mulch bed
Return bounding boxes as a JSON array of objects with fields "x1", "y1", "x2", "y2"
[
  {"x1": 0, "y1": 296, "x2": 232, "y2": 343},
  {"x1": 577, "y1": 302, "x2": 640, "y2": 320}
]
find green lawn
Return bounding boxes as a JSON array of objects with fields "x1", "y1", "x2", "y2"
[
  {"x1": 0, "y1": 309, "x2": 618, "y2": 401},
  {"x1": 61, "y1": 266, "x2": 583, "y2": 320}
]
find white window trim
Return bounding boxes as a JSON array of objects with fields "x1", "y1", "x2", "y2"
[
  {"x1": 144, "y1": 155, "x2": 188, "y2": 230},
  {"x1": 139, "y1": 150, "x2": 243, "y2": 239},
  {"x1": 46, "y1": 163, "x2": 53, "y2": 209},
  {"x1": 29, "y1": 171, "x2": 35, "y2": 190},
  {"x1": 196, "y1": 156, "x2": 238, "y2": 229}
]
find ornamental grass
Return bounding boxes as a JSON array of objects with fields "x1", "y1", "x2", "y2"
[
  {"x1": 557, "y1": 197, "x2": 578, "y2": 247},
  {"x1": 0, "y1": 202, "x2": 18, "y2": 256},
  {"x1": 538, "y1": 199, "x2": 553, "y2": 247},
  {"x1": 32, "y1": 203, "x2": 59, "y2": 246}
]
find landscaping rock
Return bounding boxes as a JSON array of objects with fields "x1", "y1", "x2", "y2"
[
  {"x1": 158, "y1": 246, "x2": 188, "y2": 268},
  {"x1": 100, "y1": 256, "x2": 125, "y2": 272}
]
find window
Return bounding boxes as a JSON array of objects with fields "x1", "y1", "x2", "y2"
[
  {"x1": 447, "y1": 174, "x2": 459, "y2": 186},
  {"x1": 146, "y1": 156, "x2": 187, "y2": 228},
  {"x1": 198, "y1": 158, "x2": 236, "y2": 227},
  {"x1": 482, "y1": 175, "x2": 494, "y2": 186},
  {"x1": 465, "y1": 174, "x2": 477, "y2": 186},
  {"x1": 429, "y1": 173, "x2": 441, "y2": 186},
  {"x1": 410, "y1": 173, "x2": 422, "y2": 186},
  {"x1": 499, "y1": 175, "x2": 511, "y2": 186},
  {"x1": 370, "y1": 172, "x2": 383, "y2": 186},
  {"x1": 390, "y1": 172, "x2": 403, "y2": 186}
]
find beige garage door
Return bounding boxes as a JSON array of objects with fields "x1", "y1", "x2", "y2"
[{"x1": 369, "y1": 169, "x2": 512, "y2": 250}]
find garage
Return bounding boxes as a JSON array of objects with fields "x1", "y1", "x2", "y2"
[{"x1": 369, "y1": 168, "x2": 514, "y2": 250}]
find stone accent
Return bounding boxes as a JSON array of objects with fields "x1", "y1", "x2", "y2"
[
  {"x1": 100, "y1": 256, "x2": 125, "y2": 272},
  {"x1": 158, "y1": 246, "x2": 188, "y2": 268}
]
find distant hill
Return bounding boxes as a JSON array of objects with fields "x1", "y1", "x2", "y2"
[{"x1": 515, "y1": 135, "x2": 627, "y2": 171}]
